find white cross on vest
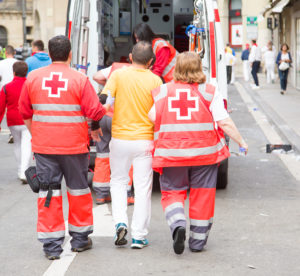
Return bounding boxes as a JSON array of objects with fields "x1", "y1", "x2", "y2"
[
  {"x1": 42, "y1": 72, "x2": 68, "y2": 98},
  {"x1": 168, "y1": 89, "x2": 199, "y2": 120}
]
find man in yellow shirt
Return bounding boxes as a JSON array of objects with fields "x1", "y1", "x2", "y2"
[{"x1": 103, "y1": 41, "x2": 162, "y2": 249}]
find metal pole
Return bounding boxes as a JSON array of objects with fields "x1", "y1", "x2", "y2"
[{"x1": 22, "y1": 0, "x2": 27, "y2": 44}]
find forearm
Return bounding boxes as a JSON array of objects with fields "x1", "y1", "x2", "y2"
[
  {"x1": 93, "y1": 71, "x2": 107, "y2": 85},
  {"x1": 217, "y1": 117, "x2": 245, "y2": 147},
  {"x1": 24, "y1": 119, "x2": 32, "y2": 134}
]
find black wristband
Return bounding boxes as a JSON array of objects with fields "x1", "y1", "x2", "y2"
[{"x1": 91, "y1": 120, "x2": 100, "y2": 130}]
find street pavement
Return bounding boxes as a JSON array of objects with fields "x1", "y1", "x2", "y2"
[{"x1": 1, "y1": 78, "x2": 300, "y2": 276}]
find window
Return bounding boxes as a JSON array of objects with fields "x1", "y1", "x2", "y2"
[{"x1": 0, "y1": 26, "x2": 7, "y2": 47}]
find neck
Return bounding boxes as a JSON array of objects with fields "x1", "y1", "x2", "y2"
[
  {"x1": 132, "y1": 62, "x2": 148, "y2": 69},
  {"x1": 6, "y1": 55, "x2": 14, "y2": 58},
  {"x1": 52, "y1": 61, "x2": 70, "y2": 65}
]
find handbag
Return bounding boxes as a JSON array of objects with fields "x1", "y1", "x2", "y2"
[{"x1": 279, "y1": 61, "x2": 289, "y2": 71}]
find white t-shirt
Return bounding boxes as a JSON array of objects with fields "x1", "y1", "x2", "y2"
[
  {"x1": 281, "y1": 52, "x2": 289, "y2": 61},
  {"x1": 0, "y1": 57, "x2": 18, "y2": 89},
  {"x1": 101, "y1": 66, "x2": 112, "y2": 79},
  {"x1": 148, "y1": 84, "x2": 229, "y2": 123},
  {"x1": 264, "y1": 50, "x2": 276, "y2": 66}
]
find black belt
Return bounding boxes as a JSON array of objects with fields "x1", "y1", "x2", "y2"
[{"x1": 40, "y1": 182, "x2": 61, "y2": 208}]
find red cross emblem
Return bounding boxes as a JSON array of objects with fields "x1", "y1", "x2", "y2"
[
  {"x1": 42, "y1": 72, "x2": 68, "y2": 98},
  {"x1": 168, "y1": 89, "x2": 199, "y2": 120}
]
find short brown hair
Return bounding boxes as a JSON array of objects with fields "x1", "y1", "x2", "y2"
[
  {"x1": 13, "y1": 61, "x2": 28, "y2": 77},
  {"x1": 132, "y1": 41, "x2": 154, "y2": 65},
  {"x1": 173, "y1": 52, "x2": 206, "y2": 84},
  {"x1": 32, "y1": 40, "x2": 44, "y2": 51},
  {"x1": 281, "y1": 43, "x2": 289, "y2": 51}
]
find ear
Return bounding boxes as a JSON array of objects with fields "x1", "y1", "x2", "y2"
[
  {"x1": 129, "y1": 53, "x2": 133, "y2": 63},
  {"x1": 147, "y1": 58, "x2": 153, "y2": 68},
  {"x1": 68, "y1": 51, "x2": 72, "y2": 63}
]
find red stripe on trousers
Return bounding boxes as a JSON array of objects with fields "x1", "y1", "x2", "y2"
[
  {"x1": 67, "y1": 192, "x2": 93, "y2": 227},
  {"x1": 189, "y1": 187, "x2": 216, "y2": 220},
  {"x1": 161, "y1": 189, "x2": 187, "y2": 210},
  {"x1": 209, "y1": 22, "x2": 217, "y2": 78},
  {"x1": 37, "y1": 196, "x2": 65, "y2": 233}
]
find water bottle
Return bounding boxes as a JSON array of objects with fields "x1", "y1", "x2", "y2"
[{"x1": 239, "y1": 147, "x2": 247, "y2": 156}]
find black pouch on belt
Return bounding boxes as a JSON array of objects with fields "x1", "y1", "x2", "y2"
[
  {"x1": 40, "y1": 182, "x2": 61, "y2": 208},
  {"x1": 25, "y1": 166, "x2": 40, "y2": 193}
]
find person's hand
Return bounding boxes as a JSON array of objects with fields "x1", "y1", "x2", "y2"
[
  {"x1": 91, "y1": 128, "x2": 103, "y2": 142},
  {"x1": 239, "y1": 141, "x2": 248, "y2": 155}
]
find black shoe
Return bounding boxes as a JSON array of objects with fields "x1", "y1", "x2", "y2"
[
  {"x1": 45, "y1": 253, "x2": 60, "y2": 260},
  {"x1": 173, "y1": 226, "x2": 186, "y2": 255},
  {"x1": 114, "y1": 223, "x2": 128, "y2": 246},
  {"x1": 71, "y1": 237, "x2": 93, "y2": 252},
  {"x1": 8, "y1": 135, "x2": 14, "y2": 144},
  {"x1": 190, "y1": 248, "x2": 202, "y2": 253}
]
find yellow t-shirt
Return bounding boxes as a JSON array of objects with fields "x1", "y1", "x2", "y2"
[{"x1": 103, "y1": 66, "x2": 162, "y2": 140}]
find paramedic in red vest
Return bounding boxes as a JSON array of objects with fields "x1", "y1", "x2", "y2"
[
  {"x1": 132, "y1": 23, "x2": 178, "y2": 83},
  {"x1": 149, "y1": 52, "x2": 248, "y2": 255},
  {"x1": 19, "y1": 35, "x2": 106, "y2": 260}
]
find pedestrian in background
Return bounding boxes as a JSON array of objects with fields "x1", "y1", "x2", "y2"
[
  {"x1": 132, "y1": 23, "x2": 178, "y2": 83},
  {"x1": 103, "y1": 41, "x2": 162, "y2": 249},
  {"x1": 25, "y1": 40, "x2": 51, "y2": 74},
  {"x1": 0, "y1": 45, "x2": 17, "y2": 89},
  {"x1": 149, "y1": 52, "x2": 248, "y2": 254},
  {"x1": 249, "y1": 39, "x2": 262, "y2": 90},
  {"x1": 19, "y1": 35, "x2": 106, "y2": 260},
  {"x1": 276, "y1": 43, "x2": 292, "y2": 95},
  {"x1": 241, "y1": 43, "x2": 250, "y2": 81},
  {"x1": 0, "y1": 61, "x2": 31, "y2": 183},
  {"x1": 264, "y1": 41, "x2": 276, "y2": 84},
  {"x1": 225, "y1": 46, "x2": 234, "y2": 84}
]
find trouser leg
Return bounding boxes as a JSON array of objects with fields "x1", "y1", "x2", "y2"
[
  {"x1": 35, "y1": 153, "x2": 64, "y2": 256},
  {"x1": 160, "y1": 167, "x2": 188, "y2": 237},
  {"x1": 283, "y1": 69, "x2": 289, "y2": 91},
  {"x1": 109, "y1": 138, "x2": 132, "y2": 227},
  {"x1": 188, "y1": 164, "x2": 218, "y2": 251},
  {"x1": 226, "y1": 66, "x2": 232, "y2": 84},
  {"x1": 92, "y1": 154, "x2": 111, "y2": 199},
  {"x1": 131, "y1": 140, "x2": 153, "y2": 240},
  {"x1": 8, "y1": 126, "x2": 22, "y2": 178},
  {"x1": 59, "y1": 153, "x2": 93, "y2": 249},
  {"x1": 20, "y1": 126, "x2": 32, "y2": 178}
]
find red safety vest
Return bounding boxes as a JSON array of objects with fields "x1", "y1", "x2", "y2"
[
  {"x1": 152, "y1": 82, "x2": 230, "y2": 171},
  {"x1": 152, "y1": 38, "x2": 178, "y2": 83},
  {"x1": 27, "y1": 63, "x2": 89, "y2": 154},
  {"x1": 107, "y1": 62, "x2": 131, "y2": 79}
]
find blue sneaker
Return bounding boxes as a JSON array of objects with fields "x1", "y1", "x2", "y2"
[
  {"x1": 114, "y1": 223, "x2": 128, "y2": 246},
  {"x1": 131, "y1": 238, "x2": 149, "y2": 249}
]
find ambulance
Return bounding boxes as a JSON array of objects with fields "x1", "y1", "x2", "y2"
[{"x1": 66, "y1": 0, "x2": 229, "y2": 189}]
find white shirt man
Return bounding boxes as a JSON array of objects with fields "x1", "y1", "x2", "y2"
[{"x1": 0, "y1": 46, "x2": 17, "y2": 89}]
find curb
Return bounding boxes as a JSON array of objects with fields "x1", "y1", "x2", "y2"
[{"x1": 236, "y1": 78, "x2": 300, "y2": 154}]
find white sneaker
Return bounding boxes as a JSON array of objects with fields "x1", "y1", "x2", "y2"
[{"x1": 252, "y1": 85, "x2": 260, "y2": 90}]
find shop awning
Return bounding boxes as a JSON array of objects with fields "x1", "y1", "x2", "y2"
[{"x1": 260, "y1": 0, "x2": 290, "y2": 17}]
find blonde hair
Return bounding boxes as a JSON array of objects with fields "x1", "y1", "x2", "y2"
[{"x1": 173, "y1": 52, "x2": 206, "y2": 84}]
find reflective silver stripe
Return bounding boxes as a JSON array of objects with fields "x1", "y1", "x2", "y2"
[
  {"x1": 154, "y1": 84, "x2": 168, "y2": 102},
  {"x1": 96, "y1": 153, "x2": 109, "y2": 158},
  {"x1": 93, "y1": 181, "x2": 110, "y2": 188},
  {"x1": 165, "y1": 202, "x2": 183, "y2": 214},
  {"x1": 68, "y1": 224, "x2": 93, "y2": 233},
  {"x1": 160, "y1": 123, "x2": 214, "y2": 134},
  {"x1": 190, "y1": 217, "x2": 213, "y2": 227},
  {"x1": 190, "y1": 230, "x2": 210, "y2": 241},
  {"x1": 32, "y1": 104, "x2": 81, "y2": 111},
  {"x1": 162, "y1": 54, "x2": 177, "y2": 77},
  {"x1": 67, "y1": 187, "x2": 91, "y2": 196},
  {"x1": 39, "y1": 189, "x2": 61, "y2": 198},
  {"x1": 167, "y1": 213, "x2": 186, "y2": 226},
  {"x1": 33, "y1": 115, "x2": 86, "y2": 123},
  {"x1": 198, "y1": 84, "x2": 213, "y2": 101},
  {"x1": 153, "y1": 40, "x2": 168, "y2": 53},
  {"x1": 38, "y1": 230, "x2": 65, "y2": 239},
  {"x1": 154, "y1": 139, "x2": 226, "y2": 157}
]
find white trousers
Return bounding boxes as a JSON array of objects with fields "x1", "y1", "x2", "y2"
[
  {"x1": 9, "y1": 125, "x2": 32, "y2": 179},
  {"x1": 266, "y1": 64, "x2": 275, "y2": 83},
  {"x1": 243, "y1": 60, "x2": 250, "y2": 82},
  {"x1": 109, "y1": 138, "x2": 153, "y2": 240}
]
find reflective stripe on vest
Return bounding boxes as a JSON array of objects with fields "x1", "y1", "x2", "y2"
[
  {"x1": 33, "y1": 115, "x2": 86, "y2": 123},
  {"x1": 154, "y1": 123, "x2": 215, "y2": 140},
  {"x1": 154, "y1": 138, "x2": 226, "y2": 157},
  {"x1": 37, "y1": 230, "x2": 65, "y2": 239},
  {"x1": 154, "y1": 84, "x2": 168, "y2": 102},
  {"x1": 32, "y1": 104, "x2": 81, "y2": 111},
  {"x1": 153, "y1": 39, "x2": 168, "y2": 53},
  {"x1": 92, "y1": 181, "x2": 110, "y2": 188},
  {"x1": 96, "y1": 152, "x2": 109, "y2": 158},
  {"x1": 67, "y1": 187, "x2": 91, "y2": 196},
  {"x1": 198, "y1": 84, "x2": 214, "y2": 101},
  {"x1": 162, "y1": 53, "x2": 177, "y2": 77},
  {"x1": 190, "y1": 218, "x2": 213, "y2": 227},
  {"x1": 190, "y1": 230, "x2": 210, "y2": 241},
  {"x1": 68, "y1": 224, "x2": 93, "y2": 233}
]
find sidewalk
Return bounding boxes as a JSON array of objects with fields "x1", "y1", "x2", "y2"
[{"x1": 236, "y1": 72, "x2": 300, "y2": 153}]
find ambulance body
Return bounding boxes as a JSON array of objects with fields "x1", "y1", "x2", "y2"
[{"x1": 66, "y1": 0, "x2": 229, "y2": 189}]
